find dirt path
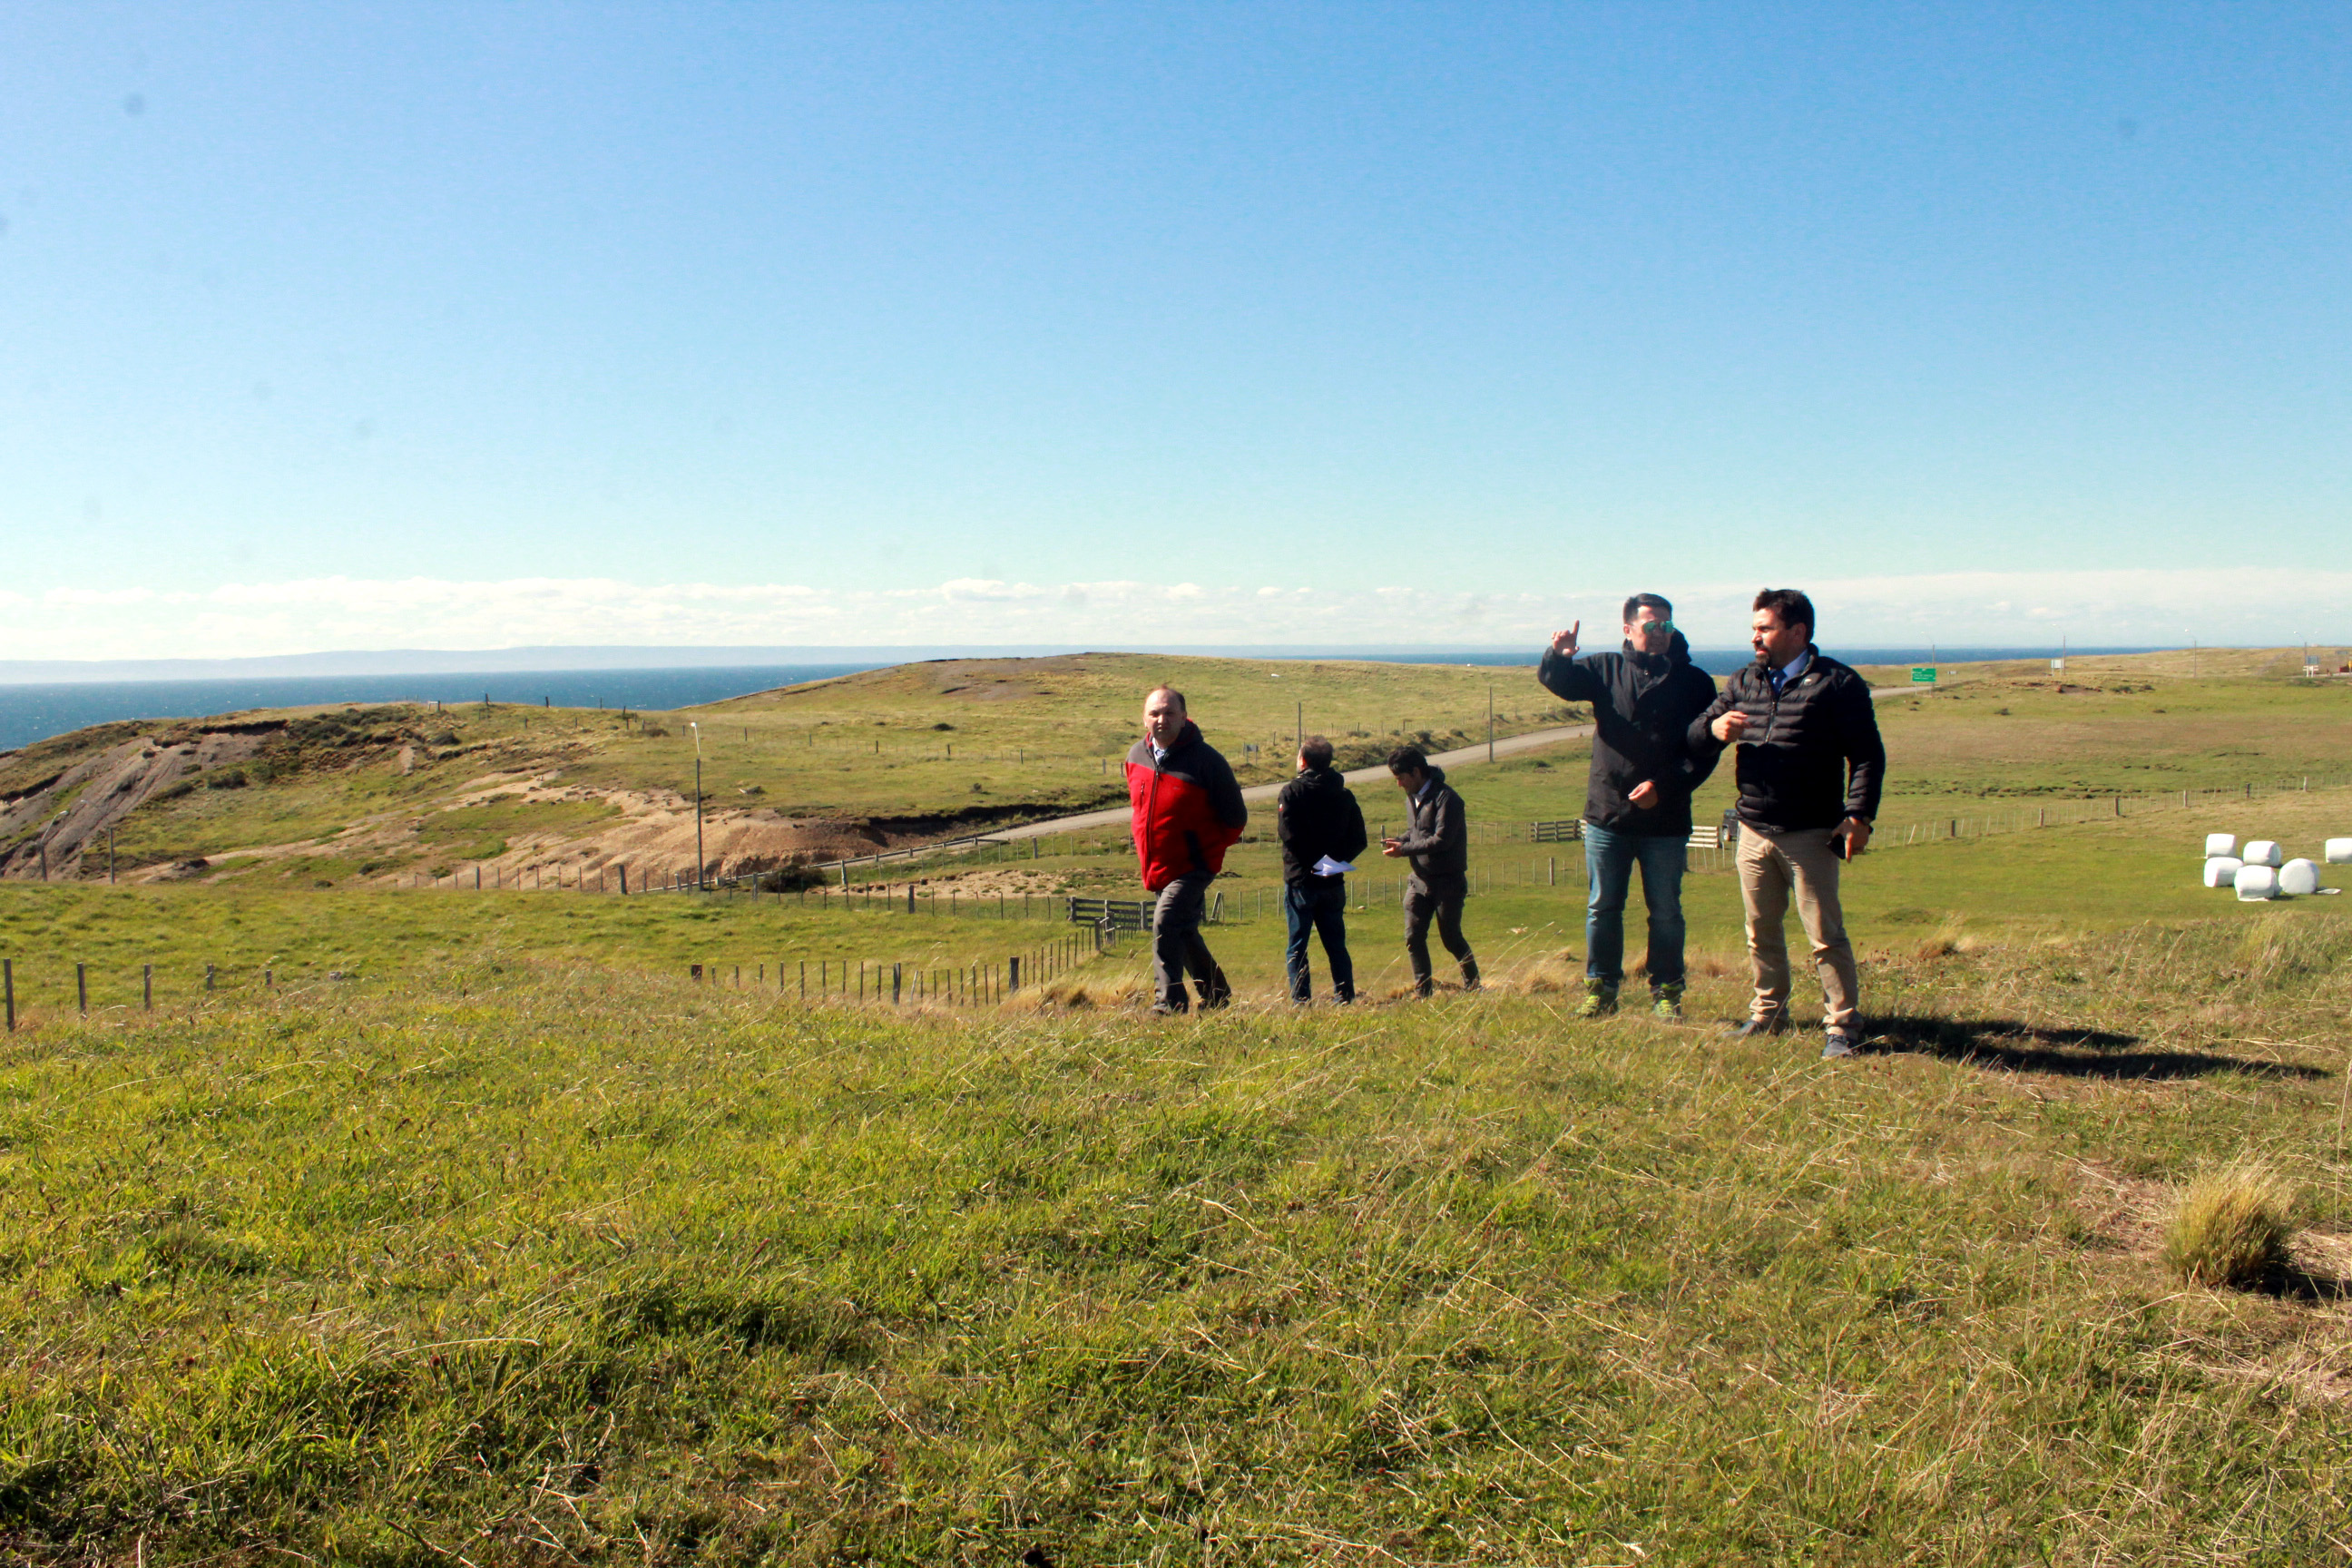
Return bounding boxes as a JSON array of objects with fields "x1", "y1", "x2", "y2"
[{"x1": 980, "y1": 684, "x2": 1908, "y2": 844}]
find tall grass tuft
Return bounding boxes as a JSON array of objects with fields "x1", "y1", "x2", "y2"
[{"x1": 2161, "y1": 1161, "x2": 2298, "y2": 1288}]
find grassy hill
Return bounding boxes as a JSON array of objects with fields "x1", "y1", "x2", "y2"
[
  {"x1": 0, "y1": 653, "x2": 1565, "y2": 891},
  {"x1": 0, "y1": 903, "x2": 2345, "y2": 1563},
  {"x1": 6, "y1": 648, "x2": 2352, "y2": 902},
  {"x1": 2, "y1": 648, "x2": 2350, "y2": 1560}
]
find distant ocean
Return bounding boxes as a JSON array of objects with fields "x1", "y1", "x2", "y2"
[
  {"x1": 0, "y1": 646, "x2": 2153, "y2": 753},
  {"x1": 0, "y1": 665, "x2": 880, "y2": 753}
]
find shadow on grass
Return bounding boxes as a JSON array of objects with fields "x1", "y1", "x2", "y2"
[
  {"x1": 2263, "y1": 1263, "x2": 2350, "y2": 1303},
  {"x1": 1867, "y1": 1014, "x2": 2332, "y2": 1082}
]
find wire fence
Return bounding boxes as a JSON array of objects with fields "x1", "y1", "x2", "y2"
[
  {"x1": 0, "y1": 931, "x2": 1111, "y2": 1030},
  {"x1": 1869, "y1": 773, "x2": 2352, "y2": 852}
]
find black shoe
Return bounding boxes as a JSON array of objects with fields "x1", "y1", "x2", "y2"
[
  {"x1": 1460, "y1": 961, "x2": 1482, "y2": 993},
  {"x1": 1722, "y1": 1014, "x2": 1790, "y2": 1039},
  {"x1": 1821, "y1": 1026, "x2": 1862, "y2": 1059}
]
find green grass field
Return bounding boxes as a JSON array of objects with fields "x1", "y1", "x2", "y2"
[
  {"x1": 2, "y1": 905, "x2": 2346, "y2": 1563},
  {"x1": 4, "y1": 651, "x2": 2351, "y2": 1563}
]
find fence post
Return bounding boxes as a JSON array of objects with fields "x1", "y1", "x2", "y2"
[
  {"x1": 77, "y1": 964, "x2": 88, "y2": 1015},
  {"x1": 143, "y1": 964, "x2": 152, "y2": 1011},
  {"x1": 206, "y1": 964, "x2": 215, "y2": 992},
  {"x1": 1009, "y1": 955, "x2": 1020, "y2": 993},
  {"x1": 893, "y1": 963, "x2": 902, "y2": 1004},
  {"x1": 3, "y1": 959, "x2": 11, "y2": 1032},
  {"x1": 691, "y1": 964, "x2": 702, "y2": 982}
]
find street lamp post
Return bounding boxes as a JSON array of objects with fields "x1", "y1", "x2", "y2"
[{"x1": 690, "y1": 721, "x2": 704, "y2": 890}]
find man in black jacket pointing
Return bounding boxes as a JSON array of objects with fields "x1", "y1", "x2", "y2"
[{"x1": 1538, "y1": 593, "x2": 1720, "y2": 1018}]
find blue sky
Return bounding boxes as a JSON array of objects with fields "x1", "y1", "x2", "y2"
[{"x1": 3, "y1": 3, "x2": 2347, "y2": 658}]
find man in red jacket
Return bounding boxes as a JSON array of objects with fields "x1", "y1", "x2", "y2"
[{"x1": 1127, "y1": 685, "x2": 1249, "y2": 1014}]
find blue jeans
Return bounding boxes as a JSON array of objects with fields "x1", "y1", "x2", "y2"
[
  {"x1": 1583, "y1": 823, "x2": 1687, "y2": 990},
  {"x1": 1283, "y1": 880, "x2": 1354, "y2": 1002}
]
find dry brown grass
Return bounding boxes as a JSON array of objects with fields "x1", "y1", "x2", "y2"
[{"x1": 2162, "y1": 1161, "x2": 2299, "y2": 1289}]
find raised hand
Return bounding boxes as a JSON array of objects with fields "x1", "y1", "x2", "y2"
[{"x1": 1548, "y1": 622, "x2": 1580, "y2": 659}]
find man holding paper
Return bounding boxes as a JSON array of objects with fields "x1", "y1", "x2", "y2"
[{"x1": 1276, "y1": 735, "x2": 1368, "y2": 1003}]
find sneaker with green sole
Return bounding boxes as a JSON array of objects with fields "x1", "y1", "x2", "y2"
[
  {"x1": 1651, "y1": 983, "x2": 1684, "y2": 1020},
  {"x1": 1575, "y1": 981, "x2": 1619, "y2": 1019}
]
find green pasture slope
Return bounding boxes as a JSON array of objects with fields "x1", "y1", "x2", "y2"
[{"x1": 1, "y1": 652, "x2": 2350, "y2": 1563}]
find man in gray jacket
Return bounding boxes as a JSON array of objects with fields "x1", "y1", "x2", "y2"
[{"x1": 1380, "y1": 745, "x2": 1480, "y2": 998}]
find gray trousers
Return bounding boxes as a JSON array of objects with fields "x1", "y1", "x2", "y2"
[
  {"x1": 1152, "y1": 874, "x2": 1229, "y2": 1010},
  {"x1": 1403, "y1": 878, "x2": 1477, "y2": 995}
]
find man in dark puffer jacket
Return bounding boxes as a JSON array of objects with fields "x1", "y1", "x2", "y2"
[
  {"x1": 1538, "y1": 593, "x2": 1720, "y2": 1019},
  {"x1": 1689, "y1": 588, "x2": 1886, "y2": 1058},
  {"x1": 1276, "y1": 735, "x2": 1368, "y2": 1003}
]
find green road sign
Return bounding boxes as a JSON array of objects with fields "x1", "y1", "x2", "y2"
[{"x1": 1911, "y1": 666, "x2": 1937, "y2": 683}]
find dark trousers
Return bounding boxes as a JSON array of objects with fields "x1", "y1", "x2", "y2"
[
  {"x1": 1403, "y1": 878, "x2": 1477, "y2": 995},
  {"x1": 1284, "y1": 880, "x2": 1354, "y2": 1002},
  {"x1": 1151, "y1": 874, "x2": 1229, "y2": 1011},
  {"x1": 1583, "y1": 822, "x2": 1688, "y2": 991}
]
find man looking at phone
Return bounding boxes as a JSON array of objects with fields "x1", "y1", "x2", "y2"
[
  {"x1": 1380, "y1": 745, "x2": 1480, "y2": 998},
  {"x1": 1689, "y1": 589, "x2": 1886, "y2": 1057},
  {"x1": 1537, "y1": 593, "x2": 1720, "y2": 1019}
]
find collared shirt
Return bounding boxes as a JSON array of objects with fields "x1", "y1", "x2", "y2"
[
  {"x1": 1769, "y1": 649, "x2": 1813, "y2": 696},
  {"x1": 1414, "y1": 776, "x2": 1440, "y2": 805},
  {"x1": 1151, "y1": 742, "x2": 1171, "y2": 767}
]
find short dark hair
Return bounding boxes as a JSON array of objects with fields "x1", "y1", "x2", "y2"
[
  {"x1": 1622, "y1": 592, "x2": 1672, "y2": 624},
  {"x1": 1387, "y1": 745, "x2": 1428, "y2": 776},
  {"x1": 1299, "y1": 735, "x2": 1335, "y2": 769},
  {"x1": 1751, "y1": 588, "x2": 1815, "y2": 634},
  {"x1": 1146, "y1": 684, "x2": 1187, "y2": 711}
]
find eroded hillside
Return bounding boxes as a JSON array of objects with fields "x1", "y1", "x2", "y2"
[{"x1": 0, "y1": 653, "x2": 1563, "y2": 887}]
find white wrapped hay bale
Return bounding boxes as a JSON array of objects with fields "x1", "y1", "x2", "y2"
[
  {"x1": 2279, "y1": 858, "x2": 2321, "y2": 896},
  {"x1": 2203, "y1": 857, "x2": 2244, "y2": 888},
  {"x1": 2327, "y1": 838, "x2": 2352, "y2": 864},
  {"x1": 2235, "y1": 864, "x2": 2280, "y2": 900},
  {"x1": 2241, "y1": 840, "x2": 2284, "y2": 868},
  {"x1": 2204, "y1": 833, "x2": 2238, "y2": 858}
]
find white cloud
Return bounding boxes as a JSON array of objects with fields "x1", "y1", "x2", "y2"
[{"x1": 2, "y1": 569, "x2": 2346, "y2": 662}]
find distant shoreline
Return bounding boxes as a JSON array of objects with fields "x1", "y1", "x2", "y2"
[
  {"x1": 0, "y1": 643, "x2": 2168, "y2": 686},
  {"x1": 0, "y1": 646, "x2": 2171, "y2": 754}
]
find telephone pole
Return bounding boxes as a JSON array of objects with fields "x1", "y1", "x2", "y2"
[{"x1": 690, "y1": 721, "x2": 704, "y2": 890}]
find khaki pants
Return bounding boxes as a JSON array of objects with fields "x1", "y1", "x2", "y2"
[{"x1": 1736, "y1": 825, "x2": 1860, "y2": 1028}]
